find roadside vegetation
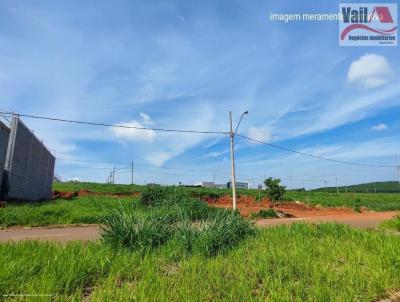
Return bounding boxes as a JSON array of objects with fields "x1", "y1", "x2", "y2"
[
  {"x1": 101, "y1": 186, "x2": 255, "y2": 256},
  {"x1": 379, "y1": 216, "x2": 400, "y2": 232},
  {"x1": 0, "y1": 196, "x2": 133, "y2": 228},
  {"x1": 1, "y1": 223, "x2": 400, "y2": 301}
]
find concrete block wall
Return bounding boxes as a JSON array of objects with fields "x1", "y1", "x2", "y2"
[
  {"x1": 5, "y1": 117, "x2": 55, "y2": 201},
  {"x1": 0, "y1": 121, "x2": 10, "y2": 193}
]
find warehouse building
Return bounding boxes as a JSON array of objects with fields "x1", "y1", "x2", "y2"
[
  {"x1": 0, "y1": 116, "x2": 55, "y2": 201},
  {"x1": 227, "y1": 181, "x2": 249, "y2": 189}
]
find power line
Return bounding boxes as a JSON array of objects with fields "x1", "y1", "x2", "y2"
[
  {"x1": 57, "y1": 157, "x2": 221, "y2": 174},
  {"x1": 0, "y1": 110, "x2": 228, "y2": 135},
  {"x1": 236, "y1": 133, "x2": 398, "y2": 168},
  {"x1": 3, "y1": 109, "x2": 396, "y2": 169}
]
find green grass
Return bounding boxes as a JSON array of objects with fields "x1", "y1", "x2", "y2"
[
  {"x1": 2, "y1": 182, "x2": 399, "y2": 228},
  {"x1": 1, "y1": 223, "x2": 400, "y2": 301},
  {"x1": 0, "y1": 196, "x2": 134, "y2": 228},
  {"x1": 379, "y1": 216, "x2": 400, "y2": 232},
  {"x1": 53, "y1": 181, "x2": 145, "y2": 194},
  {"x1": 285, "y1": 191, "x2": 400, "y2": 211},
  {"x1": 53, "y1": 181, "x2": 267, "y2": 199}
]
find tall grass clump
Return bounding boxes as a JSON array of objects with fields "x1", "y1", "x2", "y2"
[
  {"x1": 101, "y1": 207, "x2": 173, "y2": 250},
  {"x1": 196, "y1": 211, "x2": 255, "y2": 256}
]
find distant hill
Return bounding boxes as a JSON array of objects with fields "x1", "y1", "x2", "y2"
[{"x1": 312, "y1": 181, "x2": 400, "y2": 193}]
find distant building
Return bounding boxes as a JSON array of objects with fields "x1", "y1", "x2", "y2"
[
  {"x1": 227, "y1": 181, "x2": 249, "y2": 189},
  {"x1": 215, "y1": 183, "x2": 227, "y2": 189},
  {"x1": 195, "y1": 181, "x2": 216, "y2": 188}
]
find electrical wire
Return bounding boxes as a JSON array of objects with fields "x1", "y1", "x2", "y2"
[
  {"x1": 236, "y1": 133, "x2": 398, "y2": 168},
  {"x1": 2, "y1": 108, "x2": 397, "y2": 169},
  {"x1": 0, "y1": 110, "x2": 229, "y2": 135}
]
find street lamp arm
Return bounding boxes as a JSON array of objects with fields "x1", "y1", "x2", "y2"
[{"x1": 234, "y1": 111, "x2": 249, "y2": 135}]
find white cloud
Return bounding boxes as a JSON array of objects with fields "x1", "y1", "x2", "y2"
[
  {"x1": 372, "y1": 123, "x2": 387, "y2": 131},
  {"x1": 247, "y1": 126, "x2": 271, "y2": 142},
  {"x1": 111, "y1": 120, "x2": 156, "y2": 142},
  {"x1": 347, "y1": 53, "x2": 393, "y2": 89},
  {"x1": 139, "y1": 112, "x2": 153, "y2": 125},
  {"x1": 203, "y1": 148, "x2": 230, "y2": 158},
  {"x1": 145, "y1": 151, "x2": 173, "y2": 166}
]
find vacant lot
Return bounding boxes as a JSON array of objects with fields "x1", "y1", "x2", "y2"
[
  {"x1": 1, "y1": 184, "x2": 400, "y2": 301},
  {"x1": 54, "y1": 182, "x2": 400, "y2": 211},
  {"x1": 1, "y1": 223, "x2": 400, "y2": 301},
  {"x1": 1, "y1": 182, "x2": 399, "y2": 228}
]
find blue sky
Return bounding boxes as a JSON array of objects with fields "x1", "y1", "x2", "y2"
[{"x1": 0, "y1": 0, "x2": 399, "y2": 188}]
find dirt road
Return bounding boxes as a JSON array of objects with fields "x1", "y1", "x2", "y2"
[{"x1": 0, "y1": 211, "x2": 397, "y2": 243}]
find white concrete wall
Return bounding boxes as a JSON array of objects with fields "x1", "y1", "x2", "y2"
[
  {"x1": 0, "y1": 121, "x2": 10, "y2": 195},
  {"x1": 5, "y1": 117, "x2": 55, "y2": 201}
]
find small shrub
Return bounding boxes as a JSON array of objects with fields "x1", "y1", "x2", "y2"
[
  {"x1": 140, "y1": 186, "x2": 189, "y2": 206},
  {"x1": 140, "y1": 186, "x2": 167, "y2": 206},
  {"x1": 264, "y1": 177, "x2": 286, "y2": 201}
]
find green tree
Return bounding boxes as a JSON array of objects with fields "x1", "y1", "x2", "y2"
[{"x1": 264, "y1": 177, "x2": 286, "y2": 201}]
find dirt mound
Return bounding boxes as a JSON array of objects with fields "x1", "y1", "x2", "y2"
[
  {"x1": 274, "y1": 201, "x2": 355, "y2": 217},
  {"x1": 53, "y1": 191, "x2": 76, "y2": 200}
]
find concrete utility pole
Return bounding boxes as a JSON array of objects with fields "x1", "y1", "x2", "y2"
[
  {"x1": 229, "y1": 110, "x2": 248, "y2": 210},
  {"x1": 395, "y1": 155, "x2": 400, "y2": 192},
  {"x1": 112, "y1": 167, "x2": 116, "y2": 184},
  {"x1": 334, "y1": 174, "x2": 339, "y2": 194},
  {"x1": 131, "y1": 162, "x2": 134, "y2": 185}
]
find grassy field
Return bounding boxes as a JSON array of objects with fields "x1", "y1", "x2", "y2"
[
  {"x1": 1, "y1": 223, "x2": 399, "y2": 301},
  {"x1": 0, "y1": 196, "x2": 133, "y2": 228},
  {"x1": 285, "y1": 191, "x2": 400, "y2": 211},
  {"x1": 1, "y1": 182, "x2": 400, "y2": 228},
  {"x1": 52, "y1": 181, "x2": 265, "y2": 199}
]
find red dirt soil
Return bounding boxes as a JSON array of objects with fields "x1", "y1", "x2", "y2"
[{"x1": 204, "y1": 195, "x2": 358, "y2": 218}]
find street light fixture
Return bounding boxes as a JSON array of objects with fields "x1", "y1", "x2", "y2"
[{"x1": 229, "y1": 110, "x2": 248, "y2": 210}]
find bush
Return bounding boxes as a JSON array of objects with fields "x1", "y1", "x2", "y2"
[
  {"x1": 140, "y1": 186, "x2": 189, "y2": 206},
  {"x1": 264, "y1": 177, "x2": 286, "y2": 201},
  {"x1": 197, "y1": 211, "x2": 255, "y2": 256},
  {"x1": 100, "y1": 207, "x2": 173, "y2": 250},
  {"x1": 140, "y1": 186, "x2": 167, "y2": 206}
]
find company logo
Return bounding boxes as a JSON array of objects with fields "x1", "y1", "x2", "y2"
[{"x1": 339, "y1": 3, "x2": 397, "y2": 46}]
